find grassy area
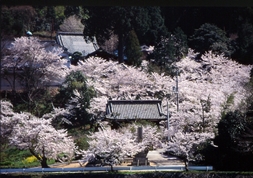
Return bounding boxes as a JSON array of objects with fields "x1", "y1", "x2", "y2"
[
  {"x1": 0, "y1": 147, "x2": 55, "y2": 169},
  {"x1": 0, "y1": 125, "x2": 91, "y2": 169}
]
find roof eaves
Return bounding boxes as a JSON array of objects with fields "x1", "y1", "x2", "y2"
[
  {"x1": 57, "y1": 32, "x2": 84, "y2": 36},
  {"x1": 157, "y1": 103, "x2": 164, "y2": 116},
  {"x1": 110, "y1": 103, "x2": 113, "y2": 113},
  {"x1": 107, "y1": 100, "x2": 162, "y2": 105}
]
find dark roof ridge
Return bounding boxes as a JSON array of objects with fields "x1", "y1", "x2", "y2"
[
  {"x1": 108, "y1": 100, "x2": 162, "y2": 103},
  {"x1": 57, "y1": 32, "x2": 84, "y2": 35}
]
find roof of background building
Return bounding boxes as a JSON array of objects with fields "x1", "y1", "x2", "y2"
[
  {"x1": 105, "y1": 100, "x2": 167, "y2": 121},
  {"x1": 85, "y1": 48, "x2": 118, "y2": 61},
  {"x1": 56, "y1": 32, "x2": 99, "y2": 56}
]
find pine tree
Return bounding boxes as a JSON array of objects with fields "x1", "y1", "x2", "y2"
[
  {"x1": 125, "y1": 30, "x2": 143, "y2": 67},
  {"x1": 83, "y1": 7, "x2": 167, "y2": 63}
]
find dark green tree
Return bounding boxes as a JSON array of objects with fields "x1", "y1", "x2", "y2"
[
  {"x1": 55, "y1": 71, "x2": 96, "y2": 127},
  {"x1": 151, "y1": 28, "x2": 187, "y2": 76},
  {"x1": 213, "y1": 110, "x2": 253, "y2": 170},
  {"x1": 216, "y1": 111, "x2": 246, "y2": 152},
  {"x1": 189, "y1": 23, "x2": 234, "y2": 57},
  {"x1": 64, "y1": 6, "x2": 81, "y2": 18},
  {"x1": 200, "y1": 86, "x2": 253, "y2": 170},
  {"x1": 54, "y1": 6, "x2": 65, "y2": 30},
  {"x1": 1, "y1": 6, "x2": 36, "y2": 36},
  {"x1": 153, "y1": 32, "x2": 176, "y2": 74},
  {"x1": 69, "y1": 51, "x2": 83, "y2": 65},
  {"x1": 125, "y1": 30, "x2": 143, "y2": 67},
  {"x1": 173, "y1": 27, "x2": 188, "y2": 59},
  {"x1": 46, "y1": 6, "x2": 55, "y2": 38},
  {"x1": 64, "y1": 6, "x2": 89, "y2": 20},
  {"x1": 83, "y1": 6, "x2": 167, "y2": 63},
  {"x1": 152, "y1": 28, "x2": 187, "y2": 75},
  {"x1": 33, "y1": 6, "x2": 66, "y2": 32},
  {"x1": 138, "y1": 7, "x2": 168, "y2": 45},
  {"x1": 33, "y1": 6, "x2": 48, "y2": 32},
  {"x1": 233, "y1": 22, "x2": 253, "y2": 64},
  {"x1": 1, "y1": 6, "x2": 18, "y2": 35}
]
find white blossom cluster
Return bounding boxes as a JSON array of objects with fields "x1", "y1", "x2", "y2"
[
  {"x1": 174, "y1": 50, "x2": 252, "y2": 131},
  {"x1": 78, "y1": 123, "x2": 164, "y2": 167},
  {"x1": 0, "y1": 100, "x2": 76, "y2": 163},
  {"x1": 1, "y1": 37, "x2": 69, "y2": 87},
  {"x1": 70, "y1": 57, "x2": 172, "y2": 114},
  {"x1": 167, "y1": 131, "x2": 213, "y2": 164},
  {"x1": 70, "y1": 49, "x2": 252, "y2": 163},
  {"x1": 70, "y1": 50, "x2": 251, "y2": 130},
  {"x1": 2, "y1": 36, "x2": 252, "y2": 165}
]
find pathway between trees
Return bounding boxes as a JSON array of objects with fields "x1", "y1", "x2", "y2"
[
  {"x1": 50, "y1": 149, "x2": 184, "y2": 168},
  {"x1": 147, "y1": 149, "x2": 184, "y2": 166}
]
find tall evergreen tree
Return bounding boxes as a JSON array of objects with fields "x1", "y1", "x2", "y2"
[
  {"x1": 55, "y1": 71, "x2": 96, "y2": 126},
  {"x1": 46, "y1": 6, "x2": 55, "y2": 37},
  {"x1": 125, "y1": 30, "x2": 142, "y2": 67},
  {"x1": 1, "y1": 6, "x2": 36, "y2": 36},
  {"x1": 234, "y1": 22, "x2": 253, "y2": 64},
  {"x1": 154, "y1": 35, "x2": 173, "y2": 68},
  {"x1": 64, "y1": 6, "x2": 81, "y2": 18},
  {"x1": 83, "y1": 6, "x2": 167, "y2": 63},
  {"x1": 189, "y1": 23, "x2": 233, "y2": 57},
  {"x1": 173, "y1": 27, "x2": 188, "y2": 59},
  {"x1": 214, "y1": 109, "x2": 253, "y2": 171}
]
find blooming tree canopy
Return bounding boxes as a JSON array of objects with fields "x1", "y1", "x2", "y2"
[
  {"x1": 1, "y1": 37, "x2": 69, "y2": 96},
  {"x1": 0, "y1": 100, "x2": 76, "y2": 168},
  {"x1": 122, "y1": 124, "x2": 166, "y2": 150},
  {"x1": 79, "y1": 123, "x2": 165, "y2": 170},
  {"x1": 79, "y1": 126, "x2": 142, "y2": 171},
  {"x1": 69, "y1": 49, "x2": 252, "y2": 164},
  {"x1": 70, "y1": 50, "x2": 251, "y2": 128},
  {"x1": 166, "y1": 131, "x2": 214, "y2": 170}
]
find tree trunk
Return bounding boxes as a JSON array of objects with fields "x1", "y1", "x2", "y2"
[
  {"x1": 110, "y1": 164, "x2": 114, "y2": 172},
  {"x1": 184, "y1": 159, "x2": 189, "y2": 171},
  {"x1": 118, "y1": 32, "x2": 125, "y2": 63},
  {"x1": 29, "y1": 148, "x2": 50, "y2": 168},
  {"x1": 11, "y1": 68, "x2": 17, "y2": 102},
  {"x1": 41, "y1": 156, "x2": 50, "y2": 168}
]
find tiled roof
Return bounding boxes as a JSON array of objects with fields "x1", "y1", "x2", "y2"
[
  {"x1": 105, "y1": 100, "x2": 167, "y2": 120},
  {"x1": 56, "y1": 32, "x2": 98, "y2": 56}
]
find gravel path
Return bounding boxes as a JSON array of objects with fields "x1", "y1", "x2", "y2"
[
  {"x1": 50, "y1": 149, "x2": 184, "y2": 168},
  {"x1": 147, "y1": 149, "x2": 184, "y2": 166}
]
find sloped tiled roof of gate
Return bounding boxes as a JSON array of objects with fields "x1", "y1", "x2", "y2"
[
  {"x1": 56, "y1": 32, "x2": 99, "y2": 56},
  {"x1": 105, "y1": 100, "x2": 167, "y2": 120}
]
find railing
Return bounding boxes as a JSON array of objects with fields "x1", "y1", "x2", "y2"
[{"x1": 0, "y1": 165, "x2": 213, "y2": 174}]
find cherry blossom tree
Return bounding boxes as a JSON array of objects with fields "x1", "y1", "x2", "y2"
[
  {"x1": 98, "y1": 33, "x2": 118, "y2": 54},
  {"x1": 122, "y1": 124, "x2": 165, "y2": 150},
  {"x1": 70, "y1": 51, "x2": 251, "y2": 121},
  {"x1": 68, "y1": 48, "x2": 252, "y2": 166},
  {"x1": 59, "y1": 15, "x2": 84, "y2": 32},
  {"x1": 42, "y1": 105, "x2": 72, "y2": 128},
  {"x1": 79, "y1": 126, "x2": 143, "y2": 171},
  {"x1": 78, "y1": 122, "x2": 166, "y2": 171},
  {"x1": 1, "y1": 37, "x2": 68, "y2": 101},
  {"x1": 55, "y1": 70, "x2": 96, "y2": 127},
  {"x1": 166, "y1": 131, "x2": 214, "y2": 170},
  {"x1": 0, "y1": 100, "x2": 76, "y2": 168},
  {"x1": 161, "y1": 50, "x2": 251, "y2": 167},
  {"x1": 2, "y1": 44, "x2": 252, "y2": 168}
]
